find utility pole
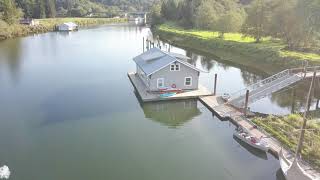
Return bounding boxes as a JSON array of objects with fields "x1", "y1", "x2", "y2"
[{"x1": 295, "y1": 71, "x2": 316, "y2": 157}]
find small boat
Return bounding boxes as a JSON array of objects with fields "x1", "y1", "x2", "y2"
[
  {"x1": 159, "y1": 92, "x2": 176, "y2": 98},
  {"x1": 279, "y1": 149, "x2": 317, "y2": 180},
  {"x1": 222, "y1": 93, "x2": 231, "y2": 101},
  {"x1": 233, "y1": 127, "x2": 269, "y2": 152}
]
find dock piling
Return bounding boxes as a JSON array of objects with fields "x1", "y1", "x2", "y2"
[
  {"x1": 244, "y1": 90, "x2": 249, "y2": 116},
  {"x1": 143, "y1": 37, "x2": 145, "y2": 52},
  {"x1": 214, "y1": 74, "x2": 217, "y2": 95}
]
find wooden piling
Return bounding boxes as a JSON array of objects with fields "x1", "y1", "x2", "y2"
[
  {"x1": 244, "y1": 90, "x2": 249, "y2": 116},
  {"x1": 291, "y1": 88, "x2": 296, "y2": 113},
  {"x1": 143, "y1": 37, "x2": 145, "y2": 52},
  {"x1": 214, "y1": 74, "x2": 217, "y2": 96}
]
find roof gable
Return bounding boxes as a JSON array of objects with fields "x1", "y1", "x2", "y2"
[{"x1": 133, "y1": 48, "x2": 206, "y2": 76}]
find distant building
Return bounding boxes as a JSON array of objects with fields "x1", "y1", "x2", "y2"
[
  {"x1": 58, "y1": 22, "x2": 78, "y2": 31},
  {"x1": 20, "y1": 19, "x2": 39, "y2": 26},
  {"x1": 133, "y1": 48, "x2": 205, "y2": 91}
]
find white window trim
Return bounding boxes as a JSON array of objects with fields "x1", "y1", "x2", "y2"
[
  {"x1": 157, "y1": 78, "x2": 165, "y2": 88},
  {"x1": 170, "y1": 64, "x2": 175, "y2": 71},
  {"x1": 185, "y1": 77, "x2": 192, "y2": 86},
  {"x1": 175, "y1": 63, "x2": 180, "y2": 71},
  {"x1": 169, "y1": 63, "x2": 180, "y2": 71}
]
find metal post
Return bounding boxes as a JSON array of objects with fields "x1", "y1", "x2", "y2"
[
  {"x1": 291, "y1": 88, "x2": 296, "y2": 113},
  {"x1": 213, "y1": 74, "x2": 217, "y2": 96},
  {"x1": 143, "y1": 37, "x2": 144, "y2": 52},
  {"x1": 244, "y1": 90, "x2": 249, "y2": 116},
  {"x1": 296, "y1": 71, "x2": 316, "y2": 157}
]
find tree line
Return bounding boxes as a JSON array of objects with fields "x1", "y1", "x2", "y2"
[
  {"x1": 0, "y1": 0, "x2": 155, "y2": 25},
  {"x1": 151, "y1": 0, "x2": 320, "y2": 51}
]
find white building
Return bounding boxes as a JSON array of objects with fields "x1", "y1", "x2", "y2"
[{"x1": 58, "y1": 22, "x2": 78, "y2": 31}]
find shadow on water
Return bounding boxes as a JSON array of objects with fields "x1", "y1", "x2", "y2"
[
  {"x1": 276, "y1": 168, "x2": 286, "y2": 180},
  {"x1": 134, "y1": 90, "x2": 201, "y2": 128},
  {"x1": 233, "y1": 135, "x2": 268, "y2": 160},
  {"x1": 141, "y1": 99, "x2": 201, "y2": 128}
]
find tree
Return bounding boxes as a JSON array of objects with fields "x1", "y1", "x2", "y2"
[
  {"x1": 150, "y1": 2, "x2": 162, "y2": 26},
  {"x1": 194, "y1": 0, "x2": 219, "y2": 29},
  {"x1": 46, "y1": 0, "x2": 56, "y2": 18},
  {"x1": 176, "y1": 0, "x2": 193, "y2": 27},
  {"x1": 1, "y1": 0, "x2": 23, "y2": 24},
  {"x1": 15, "y1": 0, "x2": 36, "y2": 18},
  {"x1": 269, "y1": 0, "x2": 301, "y2": 49},
  {"x1": 161, "y1": 0, "x2": 177, "y2": 20},
  {"x1": 241, "y1": 0, "x2": 273, "y2": 43},
  {"x1": 295, "y1": 0, "x2": 320, "y2": 49},
  {"x1": 217, "y1": 10, "x2": 246, "y2": 37}
]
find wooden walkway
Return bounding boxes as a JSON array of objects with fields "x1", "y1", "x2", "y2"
[
  {"x1": 199, "y1": 95, "x2": 320, "y2": 178},
  {"x1": 229, "y1": 68, "x2": 320, "y2": 108},
  {"x1": 128, "y1": 72, "x2": 212, "y2": 102}
]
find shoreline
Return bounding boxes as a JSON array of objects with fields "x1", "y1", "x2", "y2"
[
  {"x1": 153, "y1": 24, "x2": 320, "y2": 75},
  {"x1": 0, "y1": 18, "x2": 127, "y2": 41}
]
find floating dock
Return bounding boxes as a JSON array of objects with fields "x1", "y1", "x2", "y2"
[{"x1": 128, "y1": 72, "x2": 212, "y2": 102}]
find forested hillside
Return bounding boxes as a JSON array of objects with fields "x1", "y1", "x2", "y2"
[{"x1": 0, "y1": 0, "x2": 155, "y2": 21}]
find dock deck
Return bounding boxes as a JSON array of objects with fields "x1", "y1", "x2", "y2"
[
  {"x1": 199, "y1": 95, "x2": 320, "y2": 178},
  {"x1": 128, "y1": 72, "x2": 212, "y2": 102}
]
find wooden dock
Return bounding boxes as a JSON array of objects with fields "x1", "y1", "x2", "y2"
[
  {"x1": 199, "y1": 95, "x2": 320, "y2": 178},
  {"x1": 128, "y1": 72, "x2": 212, "y2": 102}
]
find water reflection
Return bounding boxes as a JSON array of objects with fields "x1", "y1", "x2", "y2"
[
  {"x1": 40, "y1": 85, "x2": 120, "y2": 125},
  {"x1": 233, "y1": 136, "x2": 268, "y2": 160},
  {"x1": 0, "y1": 38, "x2": 22, "y2": 82},
  {"x1": 270, "y1": 78, "x2": 320, "y2": 115},
  {"x1": 142, "y1": 99, "x2": 201, "y2": 128}
]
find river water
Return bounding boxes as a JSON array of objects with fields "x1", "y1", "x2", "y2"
[{"x1": 1, "y1": 23, "x2": 316, "y2": 179}]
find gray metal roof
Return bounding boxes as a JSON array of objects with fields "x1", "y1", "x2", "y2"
[{"x1": 133, "y1": 48, "x2": 204, "y2": 76}]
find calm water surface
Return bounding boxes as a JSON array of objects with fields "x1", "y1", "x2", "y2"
[{"x1": 0, "y1": 23, "x2": 309, "y2": 180}]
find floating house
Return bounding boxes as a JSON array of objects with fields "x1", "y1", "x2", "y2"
[
  {"x1": 19, "y1": 19, "x2": 39, "y2": 26},
  {"x1": 58, "y1": 22, "x2": 78, "y2": 31},
  {"x1": 133, "y1": 48, "x2": 205, "y2": 91}
]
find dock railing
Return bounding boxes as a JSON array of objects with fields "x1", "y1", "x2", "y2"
[{"x1": 228, "y1": 66, "x2": 320, "y2": 106}]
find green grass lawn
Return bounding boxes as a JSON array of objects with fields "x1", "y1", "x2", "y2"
[
  {"x1": 253, "y1": 114, "x2": 320, "y2": 169},
  {"x1": 156, "y1": 23, "x2": 320, "y2": 73}
]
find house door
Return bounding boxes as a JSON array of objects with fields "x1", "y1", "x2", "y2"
[{"x1": 157, "y1": 78, "x2": 165, "y2": 88}]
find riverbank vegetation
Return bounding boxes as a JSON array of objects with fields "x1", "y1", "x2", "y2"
[
  {"x1": 0, "y1": 0, "x2": 128, "y2": 40},
  {"x1": 155, "y1": 23, "x2": 320, "y2": 73},
  {"x1": 253, "y1": 114, "x2": 320, "y2": 169},
  {"x1": 150, "y1": 0, "x2": 320, "y2": 72},
  {"x1": 0, "y1": 17, "x2": 126, "y2": 40}
]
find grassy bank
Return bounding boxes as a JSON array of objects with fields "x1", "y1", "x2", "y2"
[
  {"x1": 0, "y1": 18, "x2": 127, "y2": 41},
  {"x1": 252, "y1": 114, "x2": 320, "y2": 169},
  {"x1": 154, "y1": 23, "x2": 320, "y2": 74}
]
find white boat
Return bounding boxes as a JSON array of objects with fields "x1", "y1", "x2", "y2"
[
  {"x1": 233, "y1": 128, "x2": 269, "y2": 152},
  {"x1": 279, "y1": 149, "x2": 319, "y2": 180}
]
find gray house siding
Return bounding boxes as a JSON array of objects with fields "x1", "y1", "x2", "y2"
[
  {"x1": 136, "y1": 66, "x2": 150, "y2": 88},
  {"x1": 148, "y1": 61, "x2": 199, "y2": 91}
]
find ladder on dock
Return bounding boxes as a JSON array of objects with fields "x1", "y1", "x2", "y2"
[{"x1": 228, "y1": 66, "x2": 320, "y2": 108}]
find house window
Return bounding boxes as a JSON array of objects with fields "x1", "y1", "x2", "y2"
[
  {"x1": 170, "y1": 64, "x2": 175, "y2": 71},
  {"x1": 175, "y1": 64, "x2": 180, "y2": 71},
  {"x1": 185, "y1": 77, "x2": 192, "y2": 86},
  {"x1": 170, "y1": 63, "x2": 180, "y2": 71},
  {"x1": 157, "y1": 78, "x2": 165, "y2": 88}
]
